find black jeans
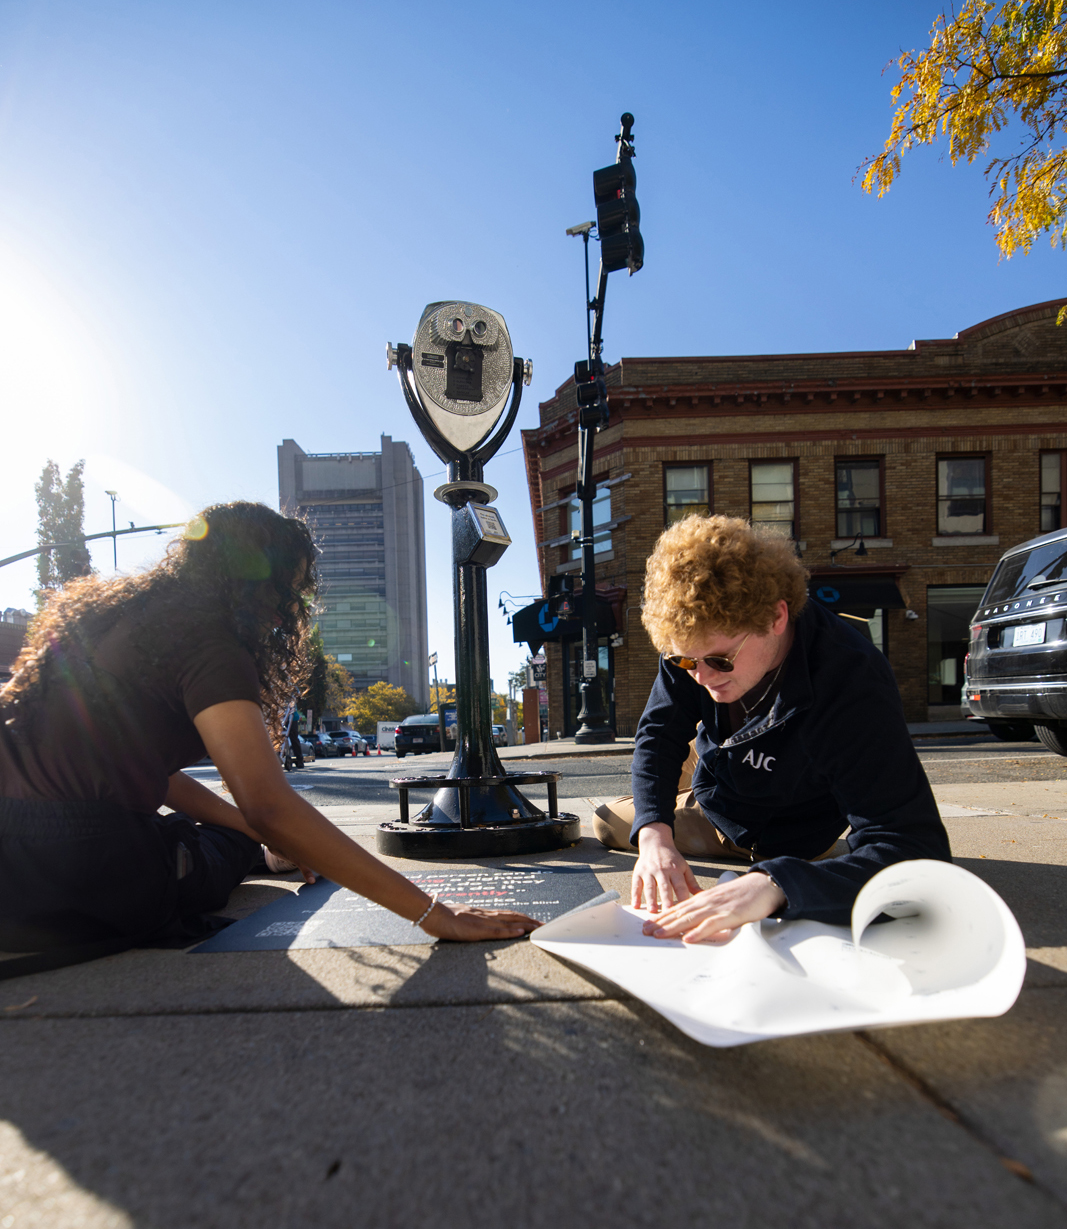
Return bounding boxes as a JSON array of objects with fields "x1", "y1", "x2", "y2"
[{"x1": 0, "y1": 798, "x2": 259, "y2": 951}]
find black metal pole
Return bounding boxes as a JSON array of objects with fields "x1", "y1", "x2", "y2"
[
  {"x1": 574, "y1": 253, "x2": 615, "y2": 743},
  {"x1": 447, "y1": 455, "x2": 503, "y2": 785}
]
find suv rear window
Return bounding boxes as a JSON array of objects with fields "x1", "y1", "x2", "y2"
[{"x1": 985, "y1": 538, "x2": 1067, "y2": 603}]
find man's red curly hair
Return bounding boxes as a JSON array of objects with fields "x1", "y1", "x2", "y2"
[{"x1": 641, "y1": 514, "x2": 809, "y2": 652}]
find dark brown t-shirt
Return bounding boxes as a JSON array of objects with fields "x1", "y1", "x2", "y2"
[{"x1": 0, "y1": 603, "x2": 261, "y2": 812}]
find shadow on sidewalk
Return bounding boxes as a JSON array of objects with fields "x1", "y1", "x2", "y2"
[{"x1": 956, "y1": 856, "x2": 1067, "y2": 951}]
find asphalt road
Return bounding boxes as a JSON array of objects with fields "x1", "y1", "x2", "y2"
[
  {"x1": 912, "y1": 734, "x2": 1067, "y2": 784},
  {"x1": 187, "y1": 733, "x2": 1067, "y2": 805}
]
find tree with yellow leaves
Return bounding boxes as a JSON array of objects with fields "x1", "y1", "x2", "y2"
[
  {"x1": 324, "y1": 657, "x2": 358, "y2": 720},
  {"x1": 429, "y1": 680, "x2": 456, "y2": 713},
  {"x1": 342, "y1": 680, "x2": 418, "y2": 734},
  {"x1": 863, "y1": 0, "x2": 1067, "y2": 272}
]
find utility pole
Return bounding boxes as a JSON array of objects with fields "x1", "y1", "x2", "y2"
[
  {"x1": 105, "y1": 491, "x2": 119, "y2": 569},
  {"x1": 429, "y1": 651, "x2": 443, "y2": 751},
  {"x1": 567, "y1": 112, "x2": 644, "y2": 744}
]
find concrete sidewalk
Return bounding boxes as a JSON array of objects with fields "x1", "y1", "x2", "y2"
[{"x1": 1, "y1": 798, "x2": 1066, "y2": 1226}]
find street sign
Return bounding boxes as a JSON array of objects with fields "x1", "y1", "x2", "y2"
[{"x1": 428, "y1": 652, "x2": 438, "y2": 667}]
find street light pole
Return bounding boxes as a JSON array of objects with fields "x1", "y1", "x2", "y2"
[{"x1": 105, "y1": 491, "x2": 119, "y2": 570}]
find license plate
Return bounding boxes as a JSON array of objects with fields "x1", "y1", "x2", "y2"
[
  {"x1": 1014, "y1": 623, "x2": 1046, "y2": 646},
  {"x1": 413, "y1": 737, "x2": 424, "y2": 743}
]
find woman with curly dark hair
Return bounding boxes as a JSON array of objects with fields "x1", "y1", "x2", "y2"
[{"x1": 0, "y1": 501, "x2": 537, "y2": 954}]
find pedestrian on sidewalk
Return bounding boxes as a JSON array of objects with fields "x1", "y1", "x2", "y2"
[
  {"x1": 593, "y1": 515, "x2": 951, "y2": 943},
  {"x1": 0, "y1": 502, "x2": 538, "y2": 953},
  {"x1": 286, "y1": 706, "x2": 305, "y2": 770}
]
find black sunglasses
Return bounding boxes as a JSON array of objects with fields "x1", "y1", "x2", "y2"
[{"x1": 664, "y1": 633, "x2": 751, "y2": 674}]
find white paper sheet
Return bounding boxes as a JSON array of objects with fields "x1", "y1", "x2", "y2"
[{"x1": 530, "y1": 860, "x2": 1026, "y2": 1047}]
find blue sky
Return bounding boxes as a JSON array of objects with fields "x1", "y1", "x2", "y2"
[{"x1": 0, "y1": 0, "x2": 1063, "y2": 686}]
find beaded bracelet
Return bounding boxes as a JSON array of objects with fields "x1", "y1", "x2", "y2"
[{"x1": 413, "y1": 893, "x2": 439, "y2": 928}]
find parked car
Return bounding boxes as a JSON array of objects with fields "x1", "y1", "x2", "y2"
[
  {"x1": 394, "y1": 714, "x2": 445, "y2": 758},
  {"x1": 308, "y1": 733, "x2": 340, "y2": 758},
  {"x1": 330, "y1": 730, "x2": 369, "y2": 756},
  {"x1": 491, "y1": 724, "x2": 507, "y2": 747},
  {"x1": 963, "y1": 525, "x2": 1067, "y2": 753},
  {"x1": 364, "y1": 734, "x2": 378, "y2": 751}
]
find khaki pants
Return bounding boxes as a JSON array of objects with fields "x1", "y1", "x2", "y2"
[{"x1": 592, "y1": 741, "x2": 838, "y2": 862}]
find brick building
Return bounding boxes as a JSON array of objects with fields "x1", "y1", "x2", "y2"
[{"x1": 520, "y1": 299, "x2": 1067, "y2": 731}]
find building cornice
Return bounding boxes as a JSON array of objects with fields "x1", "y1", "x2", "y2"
[{"x1": 524, "y1": 418, "x2": 1067, "y2": 476}]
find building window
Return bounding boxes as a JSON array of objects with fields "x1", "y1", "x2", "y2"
[
  {"x1": 1041, "y1": 452, "x2": 1065, "y2": 533},
  {"x1": 569, "y1": 487, "x2": 612, "y2": 560},
  {"x1": 937, "y1": 456, "x2": 988, "y2": 535},
  {"x1": 664, "y1": 465, "x2": 710, "y2": 526},
  {"x1": 836, "y1": 458, "x2": 882, "y2": 538},
  {"x1": 750, "y1": 461, "x2": 796, "y2": 538}
]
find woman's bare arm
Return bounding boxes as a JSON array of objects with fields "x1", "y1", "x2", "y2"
[
  {"x1": 192, "y1": 700, "x2": 539, "y2": 941},
  {"x1": 164, "y1": 770, "x2": 260, "y2": 840}
]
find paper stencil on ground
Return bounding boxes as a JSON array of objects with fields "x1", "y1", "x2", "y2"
[
  {"x1": 194, "y1": 865, "x2": 603, "y2": 952},
  {"x1": 531, "y1": 861, "x2": 1026, "y2": 1047}
]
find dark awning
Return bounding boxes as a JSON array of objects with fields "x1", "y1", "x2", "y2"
[
  {"x1": 511, "y1": 597, "x2": 617, "y2": 654},
  {"x1": 808, "y1": 576, "x2": 907, "y2": 613}
]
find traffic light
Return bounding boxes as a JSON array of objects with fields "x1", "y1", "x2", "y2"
[
  {"x1": 574, "y1": 359, "x2": 609, "y2": 429},
  {"x1": 548, "y1": 574, "x2": 575, "y2": 619},
  {"x1": 593, "y1": 156, "x2": 643, "y2": 275}
]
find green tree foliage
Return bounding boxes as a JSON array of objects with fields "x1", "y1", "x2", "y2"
[
  {"x1": 303, "y1": 625, "x2": 328, "y2": 724},
  {"x1": 863, "y1": 1, "x2": 1067, "y2": 270},
  {"x1": 35, "y1": 459, "x2": 92, "y2": 600},
  {"x1": 300, "y1": 626, "x2": 355, "y2": 720},
  {"x1": 343, "y1": 680, "x2": 419, "y2": 733}
]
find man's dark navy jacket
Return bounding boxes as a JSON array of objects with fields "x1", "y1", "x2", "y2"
[{"x1": 630, "y1": 599, "x2": 951, "y2": 926}]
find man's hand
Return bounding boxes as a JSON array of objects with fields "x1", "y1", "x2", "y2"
[
  {"x1": 632, "y1": 823, "x2": 700, "y2": 912},
  {"x1": 641, "y1": 871, "x2": 786, "y2": 944}
]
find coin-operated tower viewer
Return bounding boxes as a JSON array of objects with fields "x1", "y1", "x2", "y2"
[{"x1": 379, "y1": 302, "x2": 580, "y2": 857}]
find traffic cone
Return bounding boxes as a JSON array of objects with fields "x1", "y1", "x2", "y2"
[{"x1": 377, "y1": 744, "x2": 382, "y2": 755}]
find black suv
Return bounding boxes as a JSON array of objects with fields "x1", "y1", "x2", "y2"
[{"x1": 964, "y1": 525, "x2": 1067, "y2": 754}]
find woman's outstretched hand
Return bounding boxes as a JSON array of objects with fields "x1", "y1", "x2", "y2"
[{"x1": 419, "y1": 903, "x2": 542, "y2": 942}]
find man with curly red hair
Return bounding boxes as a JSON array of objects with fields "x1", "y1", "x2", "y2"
[{"x1": 594, "y1": 514, "x2": 950, "y2": 943}]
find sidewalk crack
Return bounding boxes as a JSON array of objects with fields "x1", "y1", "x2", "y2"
[{"x1": 855, "y1": 1030, "x2": 1059, "y2": 1202}]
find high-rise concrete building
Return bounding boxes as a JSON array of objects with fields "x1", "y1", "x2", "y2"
[{"x1": 278, "y1": 435, "x2": 429, "y2": 709}]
